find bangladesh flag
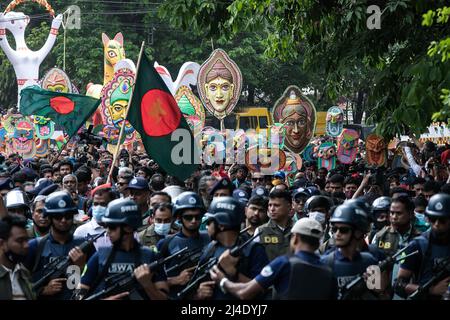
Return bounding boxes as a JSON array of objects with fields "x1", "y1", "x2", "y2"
[
  {"x1": 127, "y1": 52, "x2": 199, "y2": 181},
  {"x1": 20, "y1": 86, "x2": 101, "y2": 138}
]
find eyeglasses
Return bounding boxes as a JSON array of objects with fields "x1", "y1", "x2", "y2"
[
  {"x1": 117, "y1": 182, "x2": 128, "y2": 186},
  {"x1": 52, "y1": 214, "x2": 74, "y2": 221},
  {"x1": 252, "y1": 178, "x2": 264, "y2": 182},
  {"x1": 427, "y1": 216, "x2": 449, "y2": 224},
  {"x1": 331, "y1": 226, "x2": 352, "y2": 234},
  {"x1": 182, "y1": 214, "x2": 203, "y2": 222}
]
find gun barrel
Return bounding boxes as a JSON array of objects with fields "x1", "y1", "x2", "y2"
[{"x1": 230, "y1": 233, "x2": 258, "y2": 257}]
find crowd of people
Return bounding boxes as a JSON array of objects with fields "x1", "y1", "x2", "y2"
[{"x1": 0, "y1": 136, "x2": 449, "y2": 300}]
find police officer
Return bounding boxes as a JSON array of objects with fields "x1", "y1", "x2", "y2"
[
  {"x1": 321, "y1": 202, "x2": 389, "y2": 299},
  {"x1": 138, "y1": 202, "x2": 175, "y2": 251},
  {"x1": 209, "y1": 177, "x2": 234, "y2": 198},
  {"x1": 255, "y1": 190, "x2": 293, "y2": 261},
  {"x1": 27, "y1": 195, "x2": 50, "y2": 239},
  {"x1": 210, "y1": 218, "x2": 338, "y2": 300},
  {"x1": 372, "y1": 195, "x2": 421, "y2": 256},
  {"x1": 156, "y1": 192, "x2": 210, "y2": 299},
  {"x1": 395, "y1": 193, "x2": 450, "y2": 299},
  {"x1": 25, "y1": 191, "x2": 86, "y2": 300},
  {"x1": 368, "y1": 196, "x2": 391, "y2": 243},
  {"x1": 194, "y1": 197, "x2": 268, "y2": 300},
  {"x1": 78, "y1": 198, "x2": 168, "y2": 300},
  {"x1": 5, "y1": 190, "x2": 31, "y2": 220}
]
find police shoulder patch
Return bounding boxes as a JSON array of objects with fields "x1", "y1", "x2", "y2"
[{"x1": 260, "y1": 265, "x2": 273, "y2": 277}]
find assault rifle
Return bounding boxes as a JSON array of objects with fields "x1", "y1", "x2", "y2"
[
  {"x1": 84, "y1": 246, "x2": 188, "y2": 300},
  {"x1": 341, "y1": 245, "x2": 419, "y2": 300},
  {"x1": 32, "y1": 231, "x2": 105, "y2": 292}
]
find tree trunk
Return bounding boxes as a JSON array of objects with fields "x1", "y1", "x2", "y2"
[{"x1": 353, "y1": 89, "x2": 365, "y2": 124}]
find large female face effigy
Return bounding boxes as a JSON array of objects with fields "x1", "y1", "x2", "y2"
[
  {"x1": 272, "y1": 85, "x2": 316, "y2": 154},
  {"x1": 197, "y1": 49, "x2": 242, "y2": 120}
]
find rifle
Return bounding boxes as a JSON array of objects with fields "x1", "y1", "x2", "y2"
[
  {"x1": 32, "y1": 231, "x2": 105, "y2": 292},
  {"x1": 84, "y1": 246, "x2": 188, "y2": 300},
  {"x1": 165, "y1": 247, "x2": 203, "y2": 274},
  {"x1": 408, "y1": 256, "x2": 450, "y2": 300},
  {"x1": 341, "y1": 245, "x2": 419, "y2": 300},
  {"x1": 176, "y1": 232, "x2": 259, "y2": 300}
]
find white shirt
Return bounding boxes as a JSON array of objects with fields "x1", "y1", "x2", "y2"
[
  {"x1": 1, "y1": 264, "x2": 26, "y2": 300},
  {"x1": 73, "y1": 219, "x2": 109, "y2": 250}
]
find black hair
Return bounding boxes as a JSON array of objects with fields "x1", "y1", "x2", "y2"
[
  {"x1": 389, "y1": 187, "x2": 409, "y2": 197},
  {"x1": 154, "y1": 202, "x2": 174, "y2": 215},
  {"x1": 269, "y1": 189, "x2": 292, "y2": 204},
  {"x1": 328, "y1": 174, "x2": 344, "y2": 185},
  {"x1": 150, "y1": 191, "x2": 172, "y2": 203},
  {"x1": 412, "y1": 177, "x2": 426, "y2": 186},
  {"x1": 150, "y1": 173, "x2": 165, "y2": 191},
  {"x1": 58, "y1": 160, "x2": 73, "y2": 171},
  {"x1": 414, "y1": 195, "x2": 428, "y2": 208},
  {"x1": 392, "y1": 195, "x2": 414, "y2": 214},
  {"x1": 424, "y1": 180, "x2": 440, "y2": 193},
  {"x1": 0, "y1": 215, "x2": 27, "y2": 240},
  {"x1": 247, "y1": 195, "x2": 268, "y2": 210},
  {"x1": 344, "y1": 176, "x2": 360, "y2": 187},
  {"x1": 440, "y1": 183, "x2": 450, "y2": 195}
]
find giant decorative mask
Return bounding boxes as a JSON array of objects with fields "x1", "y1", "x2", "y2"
[
  {"x1": 366, "y1": 134, "x2": 386, "y2": 167},
  {"x1": 11, "y1": 118, "x2": 35, "y2": 158},
  {"x1": 284, "y1": 151, "x2": 303, "y2": 186},
  {"x1": 326, "y1": 106, "x2": 344, "y2": 137},
  {"x1": 317, "y1": 142, "x2": 336, "y2": 170},
  {"x1": 33, "y1": 115, "x2": 54, "y2": 140},
  {"x1": 35, "y1": 138, "x2": 49, "y2": 158},
  {"x1": 302, "y1": 143, "x2": 315, "y2": 162},
  {"x1": 198, "y1": 49, "x2": 242, "y2": 121},
  {"x1": 245, "y1": 146, "x2": 287, "y2": 175},
  {"x1": 101, "y1": 61, "x2": 135, "y2": 144},
  {"x1": 273, "y1": 85, "x2": 316, "y2": 154},
  {"x1": 337, "y1": 129, "x2": 359, "y2": 164},
  {"x1": 174, "y1": 85, "x2": 205, "y2": 132},
  {"x1": 41, "y1": 67, "x2": 73, "y2": 93}
]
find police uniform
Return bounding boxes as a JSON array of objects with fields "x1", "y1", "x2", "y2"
[
  {"x1": 24, "y1": 191, "x2": 84, "y2": 300},
  {"x1": 138, "y1": 224, "x2": 165, "y2": 251},
  {"x1": 80, "y1": 240, "x2": 166, "y2": 299},
  {"x1": 198, "y1": 238, "x2": 268, "y2": 300},
  {"x1": 26, "y1": 233, "x2": 84, "y2": 300},
  {"x1": 256, "y1": 219, "x2": 293, "y2": 261},
  {"x1": 81, "y1": 198, "x2": 167, "y2": 300},
  {"x1": 156, "y1": 231, "x2": 210, "y2": 298},
  {"x1": 395, "y1": 193, "x2": 450, "y2": 299},
  {"x1": 321, "y1": 248, "x2": 379, "y2": 299}
]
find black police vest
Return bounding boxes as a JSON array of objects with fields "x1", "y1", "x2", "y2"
[
  {"x1": 258, "y1": 220, "x2": 292, "y2": 261},
  {"x1": 414, "y1": 231, "x2": 450, "y2": 286},
  {"x1": 94, "y1": 244, "x2": 158, "y2": 299},
  {"x1": 32, "y1": 235, "x2": 84, "y2": 300},
  {"x1": 276, "y1": 256, "x2": 335, "y2": 300}
]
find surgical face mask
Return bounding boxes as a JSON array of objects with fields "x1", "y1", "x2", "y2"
[
  {"x1": 92, "y1": 205, "x2": 107, "y2": 223},
  {"x1": 309, "y1": 211, "x2": 326, "y2": 225},
  {"x1": 154, "y1": 223, "x2": 171, "y2": 236}
]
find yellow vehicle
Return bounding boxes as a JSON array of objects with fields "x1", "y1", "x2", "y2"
[
  {"x1": 315, "y1": 111, "x2": 327, "y2": 136},
  {"x1": 235, "y1": 107, "x2": 273, "y2": 133}
]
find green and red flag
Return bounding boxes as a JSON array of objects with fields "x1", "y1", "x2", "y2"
[
  {"x1": 127, "y1": 52, "x2": 199, "y2": 181},
  {"x1": 20, "y1": 86, "x2": 101, "y2": 138}
]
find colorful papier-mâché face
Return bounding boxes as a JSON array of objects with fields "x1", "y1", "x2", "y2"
[
  {"x1": 326, "y1": 106, "x2": 344, "y2": 137},
  {"x1": 272, "y1": 86, "x2": 316, "y2": 154},
  {"x1": 317, "y1": 142, "x2": 336, "y2": 170},
  {"x1": 197, "y1": 49, "x2": 242, "y2": 120},
  {"x1": 33, "y1": 115, "x2": 54, "y2": 140},
  {"x1": 337, "y1": 129, "x2": 359, "y2": 164},
  {"x1": 366, "y1": 134, "x2": 386, "y2": 167}
]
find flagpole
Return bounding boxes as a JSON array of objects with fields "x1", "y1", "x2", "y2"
[
  {"x1": 107, "y1": 41, "x2": 146, "y2": 184},
  {"x1": 51, "y1": 138, "x2": 70, "y2": 166}
]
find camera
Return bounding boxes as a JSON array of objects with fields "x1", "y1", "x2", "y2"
[{"x1": 79, "y1": 125, "x2": 107, "y2": 147}]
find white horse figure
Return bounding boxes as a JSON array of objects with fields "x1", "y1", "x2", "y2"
[
  {"x1": 0, "y1": 11, "x2": 63, "y2": 106},
  {"x1": 154, "y1": 61, "x2": 200, "y2": 96}
]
